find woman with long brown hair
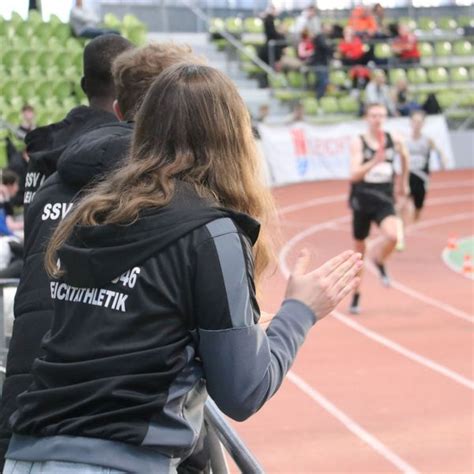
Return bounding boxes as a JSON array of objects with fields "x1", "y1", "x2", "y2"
[{"x1": 5, "y1": 63, "x2": 361, "y2": 473}]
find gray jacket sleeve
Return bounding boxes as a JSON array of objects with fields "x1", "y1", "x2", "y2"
[{"x1": 193, "y1": 218, "x2": 316, "y2": 421}]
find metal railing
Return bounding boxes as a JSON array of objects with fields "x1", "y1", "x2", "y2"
[{"x1": 179, "y1": 0, "x2": 283, "y2": 83}]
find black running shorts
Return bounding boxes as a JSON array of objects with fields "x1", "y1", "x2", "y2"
[
  {"x1": 409, "y1": 172, "x2": 427, "y2": 210},
  {"x1": 350, "y1": 183, "x2": 395, "y2": 241}
]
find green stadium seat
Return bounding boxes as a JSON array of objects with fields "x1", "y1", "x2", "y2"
[
  {"x1": 10, "y1": 12, "x2": 23, "y2": 26},
  {"x1": 453, "y1": 41, "x2": 472, "y2": 56},
  {"x1": 374, "y1": 43, "x2": 392, "y2": 59},
  {"x1": 451, "y1": 67, "x2": 469, "y2": 83},
  {"x1": 399, "y1": 17, "x2": 417, "y2": 30},
  {"x1": 27, "y1": 9, "x2": 43, "y2": 24},
  {"x1": 436, "y1": 91, "x2": 457, "y2": 108},
  {"x1": 302, "y1": 97, "x2": 318, "y2": 116},
  {"x1": 306, "y1": 72, "x2": 316, "y2": 88},
  {"x1": 37, "y1": 50, "x2": 55, "y2": 71},
  {"x1": 269, "y1": 73, "x2": 287, "y2": 89},
  {"x1": 244, "y1": 17, "x2": 263, "y2": 33},
  {"x1": 329, "y1": 70, "x2": 347, "y2": 87},
  {"x1": 287, "y1": 71, "x2": 304, "y2": 89},
  {"x1": 428, "y1": 67, "x2": 449, "y2": 83},
  {"x1": 434, "y1": 41, "x2": 452, "y2": 57},
  {"x1": 320, "y1": 97, "x2": 339, "y2": 114},
  {"x1": 8, "y1": 96, "x2": 24, "y2": 110},
  {"x1": 418, "y1": 18, "x2": 436, "y2": 31},
  {"x1": 419, "y1": 42, "x2": 433, "y2": 57},
  {"x1": 53, "y1": 23, "x2": 72, "y2": 41},
  {"x1": 20, "y1": 49, "x2": 39, "y2": 70},
  {"x1": 2, "y1": 49, "x2": 21, "y2": 70},
  {"x1": 407, "y1": 67, "x2": 428, "y2": 84},
  {"x1": 210, "y1": 18, "x2": 224, "y2": 34},
  {"x1": 389, "y1": 68, "x2": 407, "y2": 84},
  {"x1": 51, "y1": 80, "x2": 73, "y2": 102},
  {"x1": 338, "y1": 95, "x2": 358, "y2": 114},
  {"x1": 35, "y1": 22, "x2": 54, "y2": 41},
  {"x1": 18, "y1": 78, "x2": 38, "y2": 102},
  {"x1": 458, "y1": 16, "x2": 474, "y2": 28},
  {"x1": 459, "y1": 91, "x2": 474, "y2": 107},
  {"x1": 284, "y1": 47, "x2": 297, "y2": 58},
  {"x1": 123, "y1": 14, "x2": 141, "y2": 27},
  {"x1": 470, "y1": 67, "x2": 474, "y2": 80},
  {"x1": 225, "y1": 17, "x2": 243, "y2": 35},
  {"x1": 104, "y1": 13, "x2": 121, "y2": 29},
  {"x1": 438, "y1": 18, "x2": 457, "y2": 30},
  {"x1": 55, "y1": 50, "x2": 74, "y2": 69},
  {"x1": 15, "y1": 21, "x2": 35, "y2": 38}
]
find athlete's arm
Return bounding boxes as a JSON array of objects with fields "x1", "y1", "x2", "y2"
[
  {"x1": 429, "y1": 138, "x2": 448, "y2": 170},
  {"x1": 393, "y1": 132, "x2": 410, "y2": 195},
  {"x1": 350, "y1": 136, "x2": 384, "y2": 182}
]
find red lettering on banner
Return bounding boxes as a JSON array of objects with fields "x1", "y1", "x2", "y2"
[
  {"x1": 308, "y1": 136, "x2": 352, "y2": 157},
  {"x1": 290, "y1": 128, "x2": 308, "y2": 157}
]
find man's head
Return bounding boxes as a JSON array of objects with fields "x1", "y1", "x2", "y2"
[
  {"x1": 410, "y1": 110, "x2": 426, "y2": 134},
  {"x1": 365, "y1": 103, "x2": 387, "y2": 132},
  {"x1": 373, "y1": 69, "x2": 386, "y2": 85},
  {"x1": 2, "y1": 170, "x2": 19, "y2": 198},
  {"x1": 112, "y1": 42, "x2": 202, "y2": 121},
  {"x1": 81, "y1": 34, "x2": 134, "y2": 109},
  {"x1": 343, "y1": 26, "x2": 354, "y2": 41},
  {"x1": 21, "y1": 104, "x2": 35, "y2": 126},
  {"x1": 307, "y1": 6, "x2": 317, "y2": 18}
]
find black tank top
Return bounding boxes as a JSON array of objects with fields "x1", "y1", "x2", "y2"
[
  {"x1": 350, "y1": 132, "x2": 395, "y2": 211},
  {"x1": 360, "y1": 132, "x2": 395, "y2": 185}
]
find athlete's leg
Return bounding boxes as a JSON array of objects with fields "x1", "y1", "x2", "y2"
[
  {"x1": 376, "y1": 214, "x2": 398, "y2": 263},
  {"x1": 350, "y1": 211, "x2": 370, "y2": 314}
]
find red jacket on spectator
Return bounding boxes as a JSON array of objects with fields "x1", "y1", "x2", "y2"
[
  {"x1": 392, "y1": 31, "x2": 420, "y2": 60},
  {"x1": 339, "y1": 36, "x2": 365, "y2": 61},
  {"x1": 298, "y1": 37, "x2": 314, "y2": 60}
]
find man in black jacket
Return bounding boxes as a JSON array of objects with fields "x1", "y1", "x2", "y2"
[
  {"x1": 0, "y1": 33, "x2": 132, "y2": 464},
  {"x1": 308, "y1": 23, "x2": 334, "y2": 99},
  {"x1": 0, "y1": 43, "x2": 200, "y2": 469},
  {"x1": 23, "y1": 34, "x2": 133, "y2": 211}
]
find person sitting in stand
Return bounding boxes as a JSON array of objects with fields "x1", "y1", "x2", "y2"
[{"x1": 392, "y1": 24, "x2": 421, "y2": 64}]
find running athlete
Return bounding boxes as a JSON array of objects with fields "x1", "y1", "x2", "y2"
[
  {"x1": 405, "y1": 110, "x2": 447, "y2": 222},
  {"x1": 349, "y1": 103, "x2": 410, "y2": 314}
]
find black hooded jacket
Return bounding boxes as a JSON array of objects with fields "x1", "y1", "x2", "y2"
[
  {"x1": 23, "y1": 106, "x2": 116, "y2": 211},
  {"x1": 0, "y1": 122, "x2": 133, "y2": 465},
  {"x1": 4, "y1": 169, "x2": 317, "y2": 472}
]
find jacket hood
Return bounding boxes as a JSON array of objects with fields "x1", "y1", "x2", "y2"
[
  {"x1": 58, "y1": 182, "x2": 260, "y2": 288},
  {"x1": 26, "y1": 106, "x2": 117, "y2": 173},
  {"x1": 57, "y1": 122, "x2": 133, "y2": 188}
]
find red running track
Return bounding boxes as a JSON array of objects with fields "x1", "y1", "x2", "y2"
[{"x1": 229, "y1": 169, "x2": 473, "y2": 473}]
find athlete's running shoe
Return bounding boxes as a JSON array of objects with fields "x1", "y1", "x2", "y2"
[
  {"x1": 374, "y1": 260, "x2": 391, "y2": 287},
  {"x1": 349, "y1": 293, "x2": 361, "y2": 315}
]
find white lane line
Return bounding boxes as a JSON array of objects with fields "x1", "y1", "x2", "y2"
[
  {"x1": 425, "y1": 195, "x2": 473, "y2": 205},
  {"x1": 331, "y1": 311, "x2": 474, "y2": 390},
  {"x1": 287, "y1": 371, "x2": 419, "y2": 474},
  {"x1": 279, "y1": 194, "x2": 346, "y2": 215},
  {"x1": 277, "y1": 179, "x2": 474, "y2": 216},
  {"x1": 430, "y1": 180, "x2": 474, "y2": 189}
]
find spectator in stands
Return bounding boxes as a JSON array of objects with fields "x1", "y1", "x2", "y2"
[
  {"x1": 0, "y1": 43, "x2": 209, "y2": 473},
  {"x1": 338, "y1": 26, "x2": 368, "y2": 66},
  {"x1": 0, "y1": 170, "x2": 22, "y2": 235},
  {"x1": 298, "y1": 28, "x2": 315, "y2": 61},
  {"x1": 392, "y1": 24, "x2": 421, "y2": 64},
  {"x1": 7, "y1": 149, "x2": 28, "y2": 206},
  {"x1": 5, "y1": 62, "x2": 361, "y2": 474},
  {"x1": 392, "y1": 78, "x2": 421, "y2": 116},
  {"x1": 17, "y1": 105, "x2": 36, "y2": 140},
  {"x1": 22, "y1": 35, "x2": 133, "y2": 213},
  {"x1": 70, "y1": 0, "x2": 120, "y2": 39},
  {"x1": 260, "y1": 5, "x2": 287, "y2": 66},
  {"x1": 364, "y1": 69, "x2": 397, "y2": 116},
  {"x1": 308, "y1": 23, "x2": 334, "y2": 99},
  {"x1": 294, "y1": 5, "x2": 321, "y2": 38},
  {"x1": 0, "y1": 35, "x2": 133, "y2": 467},
  {"x1": 348, "y1": 5, "x2": 377, "y2": 38}
]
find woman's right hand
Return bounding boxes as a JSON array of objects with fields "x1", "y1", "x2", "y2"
[{"x1": 285, "y1": 249, "x2": 363, "y2": 320}]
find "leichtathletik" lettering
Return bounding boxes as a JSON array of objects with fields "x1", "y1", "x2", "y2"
[{"x1": 50, "y1": 282, "x2": 128, "y2": 312}]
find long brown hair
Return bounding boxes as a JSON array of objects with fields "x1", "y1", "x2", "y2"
[{"x1": 46, "y1": 63, "x2": 276, "y2": 282}]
